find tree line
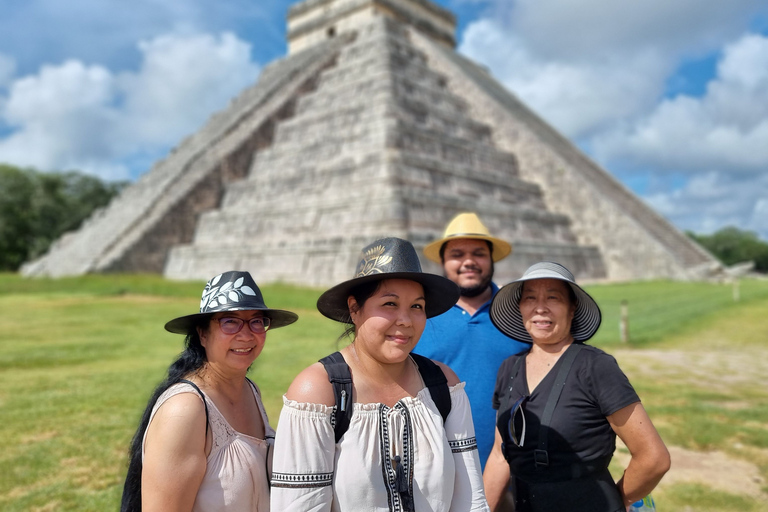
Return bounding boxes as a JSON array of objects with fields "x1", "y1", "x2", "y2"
[
  {"x1": 688, "y1": 228, "x2": 768, "y2": 273},
  {"x1": 1, "y1": 162, "x2": 766, "y2": 274},
  {"x1": 0, "y1": 164, "x2": 126, "y2": 271}
]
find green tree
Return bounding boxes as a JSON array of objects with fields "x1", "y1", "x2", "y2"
[
  {"x1": 0, "y1": 165, "x2": 38, "y2": 270},
  {"x1": 0, "y1": 164, "x2": 127, "y2": 271},
  {"x1": 688, "y1": 227, "x2": 768, "y2": 273}
]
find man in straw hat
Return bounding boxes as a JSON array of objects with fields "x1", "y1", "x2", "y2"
[{"x1": 415, "y1": 213, "x2": 530, "y2": 472}]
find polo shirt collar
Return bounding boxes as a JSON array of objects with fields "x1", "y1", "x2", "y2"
[{"x1": 453, "y1": 281, "x2": 499, "y2": 314}]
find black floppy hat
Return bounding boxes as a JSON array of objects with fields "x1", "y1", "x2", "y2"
[
  {"x1": 164, "y1": 271, "x2": 299, "y2": 334},
  {"x1": 317, "y1": 237, "x2": 460, "y2": 323}
]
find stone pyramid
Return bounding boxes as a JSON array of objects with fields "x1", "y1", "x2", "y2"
[{"x1": 22, "y1": 0, "x2": 719, "y2": 285}]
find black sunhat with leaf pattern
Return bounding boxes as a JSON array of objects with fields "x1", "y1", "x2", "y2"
[
  {"x1": 317, "y1": 237, "x2": 460, "y2": 323},
  {"x1": 164, "y1": 271, "x2": 299, "y2": 334}
]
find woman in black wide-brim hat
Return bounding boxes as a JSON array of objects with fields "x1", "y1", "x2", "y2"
[
  {"x1": 120, "y1": 271, "x2": 297, "y2": 512},
  {"x1": 483, "y1": 262, "x2": 670, "y2": 512},
  {"x1": 271, "y1": 238, "x2": 491, "y2": 512}
]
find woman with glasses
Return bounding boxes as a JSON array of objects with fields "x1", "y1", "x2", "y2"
[
  {"x1": 120, "y1": 271, "x2": 298, "y2": 512},
  {"x1": 483, "y1": 262, "x2": 670, "y2": 512}
]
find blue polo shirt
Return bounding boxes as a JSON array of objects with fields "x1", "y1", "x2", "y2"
[{"x1": 413, "y1": 282, "x2": 531, "y2": 469}]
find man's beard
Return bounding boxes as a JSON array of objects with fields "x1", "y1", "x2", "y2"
[
  {"x1": 458, "y1": 262, "x2": 494, "y2": 298},
  {"x1": 459, "y1": 276, "x2": 492, "y2": 297}
]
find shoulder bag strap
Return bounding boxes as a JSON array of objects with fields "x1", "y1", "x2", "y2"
[
  {"x1": 534, "y1": 343, "x2": 584, "y2": 468},
  {"x1": 410, "y1": 353, "x2": 451, "y2": 423},
  {"x1": 179, "y1": 379, "x2": 209, "y2": 437},
  {"x1": 245, "y1": 377, "x2": 261, "y2": 397},
  {"x1": 499, "y1": 354, "x2": 526, "y2": 461},
  {"x1": 319, "y1": 351, "x2": 354, "y2": 443},
  {"x1": 499, "y1": 354, "x2": 527, "y2": 421}
]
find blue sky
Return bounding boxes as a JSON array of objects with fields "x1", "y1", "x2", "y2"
[{"x1": 1, "y1": 0, "x2": 767, "y2": 240}]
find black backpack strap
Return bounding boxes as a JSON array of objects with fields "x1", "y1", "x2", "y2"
[
  {"x1": 410, "y1": 353, "x2": 451, "y2": 424},
  {"x1": 319, "y1": 351, "x2": 354, "y2": 443},
  {"x1": 534, "y1": 343, "x2": 583, "y2": 468},
  {"x1": 179, "y1": 379, "x2": 209, "y2": 437}
]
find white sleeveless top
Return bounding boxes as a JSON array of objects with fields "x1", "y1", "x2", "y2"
[
  {"x1": 271, "y1": 382, "x2": 490, "y2": 511},
  {"x1": 143, "y1": 381, "x2": 274, "y2": 512}
]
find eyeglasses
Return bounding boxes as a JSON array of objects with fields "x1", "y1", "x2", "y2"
[
  {"x1": 507, "y1": 395, "x2": 528, "y2": 448},
  {"x1": 216, "y1": 316, "x2": 271, "y2": 334}
]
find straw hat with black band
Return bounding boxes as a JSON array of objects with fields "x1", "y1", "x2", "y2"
[
  {"x1": 423, "y1": 212, "x2": 512, "y2": 263},
  {"x1": 317, "y1": 237, "x2": 460, "y2": 323},
  {"x1": 165, "y1": 270, "x2": 298, "y2": 334},
  {"x1": 489, "y1": 261, "x2": 602, "y2": 344}
]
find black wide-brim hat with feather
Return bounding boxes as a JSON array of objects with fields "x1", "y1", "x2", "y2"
[
  {"x1": 165, "y1": 271, "x2": 299, "y2": 334},
  {"x1": 317, "y1": 237, "x2": 460, "y2": 323},
  {"x1": 490, "y1": 261, "x2": 601, "y2": 343}
]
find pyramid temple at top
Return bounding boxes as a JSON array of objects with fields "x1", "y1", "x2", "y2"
[{"x1": 22, "y1": 0, "x2": 720, "y2": 286}]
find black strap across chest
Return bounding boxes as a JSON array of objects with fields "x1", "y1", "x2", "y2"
[
  {"x1": 319, "y1": 351, "x2": 452, "y2": 443},
  {"x1": 500, "y1": 343, "x2": 584, "y2": 468},
  {"x1": 179, "y1": 379, "x2": 210, "y2": 436}
]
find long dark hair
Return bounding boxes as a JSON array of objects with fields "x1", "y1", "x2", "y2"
[{"x1": 120, "y1": 322, "x2": 209, "y2": 512}]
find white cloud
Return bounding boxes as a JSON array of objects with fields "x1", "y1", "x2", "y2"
[
  {"x1": 459, "y1": 1, "x2": 768, "y2": 141},
  {"x1": 459, "y1": 19, "x2": 667, "y2": 138},
  {"x1": 594, "y1": 33, "x2": 768, "y2": 175},
  {"x1": 0, "y1": 0, "x2": 278, "y2": 75},
  {"x1": 0, "y1": 60, "x2": 123, "y2": 177},
  {"x1": 119, "y1": 32, "x2": 259, "y2": 146},
  {"x1": 458, "y1": 0, "x2": 768, "y2": 239},
  {"x1": 646, "y1": 172, "x2": 768, "y2": 240},
  {"x1": 596, "y1": 33, "x2": 768, "y2": 239},
  {"x1": 0, "y1": 31, "x2": 259, "y2": 180},
  {"x1": 497, "y1": 0, "x2": 767, "y2": 59}
]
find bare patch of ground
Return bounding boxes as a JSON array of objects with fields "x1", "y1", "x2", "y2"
[
  {"x1": 20, "y1": 431, "x2": 57, "y2": 444},
  {"x1": 614, "y1": 442, "x2": 767, "y2": 498},
  {"x1": 611, "y1": 346, "x2": 768, "y2": 501},
  {"x1": 613, "y1": 348, "x2": 768, "y2": 390}
]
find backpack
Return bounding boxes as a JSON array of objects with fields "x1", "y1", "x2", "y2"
[{"x1": 319, "y1": 351, "x2": 452, "y2": 443}]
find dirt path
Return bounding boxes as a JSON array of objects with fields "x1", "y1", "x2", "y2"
[
  {"x1": 614, "y1": 348, "x2": 768, "y2": 390},
  {"x1": 614, "y1": 441, "x2": 767, "y2": 499},
  {"x1": 612, "y1": 348, "x2": 768, "y2": 501}
]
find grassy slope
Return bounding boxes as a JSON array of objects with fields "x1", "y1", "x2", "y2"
[{"x1": 1, "y1": 274, "x2": 767, "y2": 510}]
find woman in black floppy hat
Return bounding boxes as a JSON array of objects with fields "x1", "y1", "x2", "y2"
[
  {"x1": 271, "y1": 238, "x2": 491, "y2": 512},
  {"x1": 483, "y1": 262, "x2": 670, "y2": 512},
  {"x1": 120, "y1": 271, "x2": 298, "y2": 512}
]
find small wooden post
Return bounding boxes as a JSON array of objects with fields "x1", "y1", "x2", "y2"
[{"x1": 620, "y1": 300, "x2": 629, "y2": 343}]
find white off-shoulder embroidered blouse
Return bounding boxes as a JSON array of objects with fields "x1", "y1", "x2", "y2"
[{"x1": 271, "y1": 381, "x2": 490, "y2": 512}]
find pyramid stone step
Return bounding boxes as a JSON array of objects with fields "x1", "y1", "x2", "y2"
[
  {"x1": 277, "y1": 95, "x2": 493, "y2": 147},
  {"x1": 273, "y1": 101, "x2": 389, "y2": 142},
  {"x1": 247, "y1": 138, "x2": 385, "y2": 171},
  {"x1": 296, "y1": 66, "x2": 468, "y2": 117}
]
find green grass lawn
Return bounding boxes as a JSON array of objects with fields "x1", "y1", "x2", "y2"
[{"x1": 1, "y1": 273, "x2": 767, "y2": 510}]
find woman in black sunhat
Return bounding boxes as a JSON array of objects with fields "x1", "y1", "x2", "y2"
[
  {"x1": 271, "y1": 238, "x2": 491, "y2": 511},
  {"x1": 120, "y1": 271, "x2": 298, "y2": 512},
  {"x1": 483, "y1": 262, "x2": 670, "y2": 512}
]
